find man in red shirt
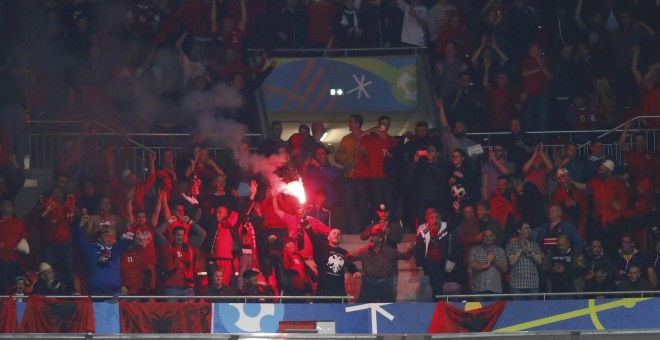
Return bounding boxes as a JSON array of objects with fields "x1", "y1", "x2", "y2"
[
  {"x1": 550, "y1": 168, "x2": 589, "y2": 239},
  {"x1": 576, "y1": 160, "x2": 628, "y2": 256},
  {"x1": 121, "y1": 194, "x2": 158, "y2": 295},
  {"x1": 521, "y1": 42, "x2": 553, "y2": 131},
  {"x1": 358, "y1": 115, "x2": 398, "y2": 220},
  {"x1": 156, "y1": 215, "x2": 207, "y2": 301},
  {"x1": 619, "y1": 120, "x2": 654, "y2": 184},
  {"x1": 0, "y1": 200, "x2": 28, "y2": 292}
]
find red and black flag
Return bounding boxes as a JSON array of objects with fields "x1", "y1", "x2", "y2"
[
  {"x1": 428, "y1": 300, "x2": 508, "y2": 333},
  {"x1": 119, "y1": 301, "x2": 212, "y2": 333},
  {"x1": 0, "y1": 298, "x2": 19, "y2": 333},
  {"x1": 19, "y1": 295, "x2": 95, "y2": 333}
]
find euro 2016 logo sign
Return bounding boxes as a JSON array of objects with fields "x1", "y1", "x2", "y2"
[{"x1": 218, "y1": 304, "x2": 285, "y2": 333}]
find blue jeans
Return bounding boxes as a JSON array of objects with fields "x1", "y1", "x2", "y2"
[
  {"x1": 509, "y1": 287, "x2": 539, "y2": 300},
  {"x1": 523, "y1": 95, "x2": 549, "y2": 132},
  {"x1": 164, "y1": 286, "x2": 195, "y2": 302}
]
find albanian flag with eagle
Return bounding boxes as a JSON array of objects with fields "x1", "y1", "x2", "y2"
[
  {"x1": 0, "y1": 298, "x2": 19, "y2": 332},
  {"x1": 428, "y1": 300, "x2": 507, "y2": 333},
  {"x1": 20, "y1": 295, "x2": 95, "y2": 333},
  {"x1": 119, "y1": 301, "x2": 212, "y2": 333}
]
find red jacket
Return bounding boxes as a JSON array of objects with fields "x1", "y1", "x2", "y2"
[
  {"x1": 587, "y1": 177, "x2": 628, "y2": 227},
  {"x1": 550, "y1": 184, "x2": 589, "y2": 238}
]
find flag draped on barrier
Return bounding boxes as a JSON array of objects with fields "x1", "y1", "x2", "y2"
[
  {"x1": 119, "y1": 301, "x2": 212, "y2": 333},
  {"x1": 0, "y1": 298, "x2": 18, "y2": 333},
  {"x1": 428, "y1": 301, "x2": 507, "y2": 333},
  {"x1": 20, "y1": 295, "x2": 95, "y2": 333}
]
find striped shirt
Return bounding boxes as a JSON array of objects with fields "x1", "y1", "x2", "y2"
[
  {"x1": 469, "y1": 245, "x2": 507, "y2": 293},
  {"x1": 506, "y1": 241, "x2": 541, "y2": 289}
]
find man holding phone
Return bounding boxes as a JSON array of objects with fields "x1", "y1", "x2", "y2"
[{"x1": 406, "y1": 144, "x2": 451, "y2": 222}]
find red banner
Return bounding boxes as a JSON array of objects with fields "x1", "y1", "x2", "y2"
[
  {"x1": 20, "y1": 295, "x2": 95, "y2": 333},
  {"x1": 119, "y1": 301, "x2": 212, "y2": 333},
  {"x1": 0, "y1": 298, "x2": 19, "y2": 333},
  {"x1": 428, "y1": 300, "x2": 507, "y2": 333}
]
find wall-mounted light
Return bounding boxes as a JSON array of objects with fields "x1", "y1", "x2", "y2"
[{"x1": 330, "y1": 89, "x2": 343, "y2": 96}]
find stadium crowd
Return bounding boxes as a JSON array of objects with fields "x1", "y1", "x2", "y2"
[{"x1": 0, "y1": 0, "x2": 659, "y2": 302}]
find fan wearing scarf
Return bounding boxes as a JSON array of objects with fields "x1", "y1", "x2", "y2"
[
  {"x1": 333, "y1": 0, "x2": 364, "y2": 48},
  {"x1": 75, "y1": 209, "x2": 134, "y2": 296}
]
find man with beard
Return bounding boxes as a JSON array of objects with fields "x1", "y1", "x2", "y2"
[
  {"x1": 620, "y1": 121, "x2": 655, "y2": 184},
  {"x1": 334, "y1": 114, "x2": 369, "y2": 233},
  {"x1": 76, "y1": 210, "x2": 134, "y2": 296},
  {"x1": 120, "y1": 191, "x2": 159, "y2": 295},
  {"x1": 157, "y1": 215, "x2": 207, "y2": 301},
  {"x1": 575, "y1": 160, "x2": 627, "y2": 255},
  {"x1": 503, "y1": 118, "x2": 534, "y2": 173},
  {"x1": 488, "y1": 176, "x2": 520, "y2": 243},
  {"x1": 481, "y1": 140, "x2": 515, "y2": 199},
  {"x1": 475, "y1": 200, "x2": 504, "y2": 247},
  {"x1": 359, "y1": 203, "x2": 404, "y2": 249},
  {"x1": 351, "y1": 227, "x2": 413, "y2": 302},
  {"x1": 550, "y1": 168, "x2": 589, "y2": 239},
  {"x1": 258, "y1": 121, "x2": 284, "y2": 157},
  {"x1": 437, "y1": 98, "x2": 476, "y2": 161}
]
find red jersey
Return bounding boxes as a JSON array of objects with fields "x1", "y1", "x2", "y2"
[
  {"x1": 522, "y1": 57, "x2": 550, "y2": 95},
  {"x1": 489, "y1": 190, "x2": 521, "y2": 227},
  {"x1": 488, "y1": 86, "x2": 518, "y2": 130},
  {"x1": 642, "y1": 87, "x2": 660, "y2": 128},
  {"x1": 121, "y1": 247, "x2": 148, "y2": 294},
  {"x1": 360, "y1": 134, "x2": 398, "y2": 178},
  {"x1": 550, "y1": 184, "x2": 589, "y2": 238},
  {"x1": 571, "y1": 107, "x2": 592, "y2": 130},
  {"x1": 162, "y1": 242, "x2": 195, "y2": 288},
  {"x1": 126, "y1": 221, "x2": 157, "y2": 265},
  {"x1": 217, "y1": 27, "x2": 245, "y2": 52},
  {"x1": 41, "y1": 196, "x2": 75, "y2": 244},
  {"x1": 113, "y1": 172, "x2": 157, "y2": 220},
  {"x1": 307, "y1": 1, "x2": 337, "y2": 44},
  {"x1": 282, "y1": 214, "x2": 331, "y2": 259},
  {"x1": 587, "y1": 177, "x2": 628, "y2": 227},
  {"x1": 210, "y1": 224, "x2": 234, "y2": 259},
  {"x1": 283, "y1": 250, "x2": 307, "y2": 290},
  {"x1": 623, "y1": 150, "x2": 654, "y2": 183},
  {"x1": 127, "y1": 4, "x2": 160, "y2": 40},
  {"x1": 0, "y1": 217, "x2": 27, "y2": 262}
]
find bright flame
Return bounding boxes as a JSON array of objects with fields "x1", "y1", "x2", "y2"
[{"x1": 282, "y1": 179, "x2": 306, "y2": 204}]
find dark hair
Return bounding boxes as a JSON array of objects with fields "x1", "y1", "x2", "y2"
[
  {"x1": 271, "y1": 121, "x2": 282, "y2": 128},
  {"x1": 350, "y1": 114, "x2": 364, "y2": 127},
  {"x1": 243, "y1": 269, "x2": 259, "y2": 280},
  {"x1": 415, "y1": 121, "x2": 429, "y2": 129},
  {"x1": 172, "y1": 226, "x2": 186, "y2": 235},
  {"x1": 378, "y1": 115, "x2": 391, "y2": 124},
  {"x1": 452, "y1": 148, "x2": 467, "y2": 159},
  {"x1": 476, "y1": 200, "x2": 490, "y2": 209}
]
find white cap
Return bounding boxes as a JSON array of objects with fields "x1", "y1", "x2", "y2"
[
  {"x1": 602, "y1": 159, "x2": 615, "y2": 172},
  {"x1": 39, "y1": 262, "x2": 53, "y2": 273}
]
